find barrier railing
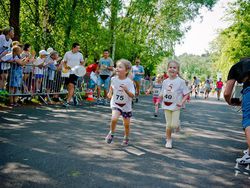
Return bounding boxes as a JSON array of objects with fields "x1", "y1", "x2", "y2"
[
  {"x1": 0, "y1": 63, "x2": 69, "y2": 104},
  {"x1": 0, "y1": 63, "x2": 152, "y2": 105}
]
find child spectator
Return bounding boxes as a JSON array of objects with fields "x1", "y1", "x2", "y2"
[
  {"x1": 33, "y1": 50, "x2": 48, "y2": 92},
  {"x1": 3, "y1": 46, "x2": 27, "y2": 106}
]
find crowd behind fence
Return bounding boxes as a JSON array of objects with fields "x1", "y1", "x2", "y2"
[{"x1": 0, "y1": 63, "x2": 151, "y2": 105}]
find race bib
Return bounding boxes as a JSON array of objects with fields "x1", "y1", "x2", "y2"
[
  {"x1": 114, "y1": 89, "x2": 127, "y2": 107},
  {"x1": 153, "y1": 88, "x2": 161, "y2": 96},
  {"x1": 163, "y1": 90, "x2": 177, "y2": 106}
]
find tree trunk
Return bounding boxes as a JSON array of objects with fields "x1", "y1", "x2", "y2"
[
  {"x1": 64, "y1": 0, "x2": 77, "y2": 51},
  {"x1": 110, "y1": 0, "x2": 119, "y2": 60},
  {"x1": 9, "y1": 0, "x2": 20, "y2": 41},
  {"x1": 34, "y1": 0, "x2": 40, "y2": 53}
]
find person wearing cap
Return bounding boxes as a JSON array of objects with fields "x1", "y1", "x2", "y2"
[
  {"x1": 0, "y1": 27, "x2": 14, "y2": 91},
  {"x1": 62, "y1": 42, "x2": 84, "y2": 107},
  {"x1": 44, "y1": 50, "x2": 61, "y2": 102},
  {"x1": 33, "y1": 50, "x2": 49, "y2": 92},
  {"x1": 224, "y1": 57, "x2": 250, "y2": 164}
]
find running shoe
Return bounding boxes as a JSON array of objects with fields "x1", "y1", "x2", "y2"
[
  {"x1": 243, "y1": 149, "x2": 249, "y2": 155},
  {"x1": 121, "y1": 138, "x2": 129, "y2": 146},
  {"x1": 63, "y1": 102, "x2": 70, "y2": 107},
  {"x1": 135, "y1": 98, "x2": 138, "y2": 103},
  {"x1": 165, "y1": 139, "x2": 172, "y2": 149},
  {"x1": 236, "y1": 153, "x2": 250, "y2": 164},
  {"x1": 154, "y1": 113, "x2": 158, "y2": 117},
  {"x1": 105, "y1": 132, "x2": 114, "y2": 144}
]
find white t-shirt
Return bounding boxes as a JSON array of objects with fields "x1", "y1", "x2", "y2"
[
  {"x1": 160, "y1": 77, "x2": 190, "y2": 111},
  {"x1": 1, "y1": 53, "x2": 14, "y2": 70},
  {"x1": 0, "y1": 34, "x2": 12, "y2": 56},
  {"x1": 63, "y1": 51, "x2": 83, "y2": 74},
  {"x1": 110, "y1": 76, "x2": 135, "y2": 112},
  {"x1": 34, "y1": 57, "x2": 46, "y2": 75}
]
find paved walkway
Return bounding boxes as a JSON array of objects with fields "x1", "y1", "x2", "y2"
[{"x1": 0, "y1": 96, "x2": 249, "y2": 188}]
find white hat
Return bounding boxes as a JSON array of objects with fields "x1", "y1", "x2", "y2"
[
  {"x1": 39, "y1": 50, "x2": 49, "y2": 56},
  {"x1": 47, "y1": 47, "x2": 54, "y2": 54}
]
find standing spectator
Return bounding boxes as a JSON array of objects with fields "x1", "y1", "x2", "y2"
[
  {"x1": 85, "y1": 58, "x2": 99, "y2": 89},
  {"x1": 132, "y1": 58, "x2": 144, "y2": 102},
  {"x1": 62, "y1": 43, "x2": 84, "y2": 107},
  {"x1": 33, "y1": 50, "x2": 48, "y2": 93},
  {"x1": 45, "y1": 51, "x2": 60, "y2": 95},
  {"x1": 5, "y1": 46, "x2": 27, "y2": 106},
  {"x1": 21, "y1": 43, "x2": 35, "y2": 93},
  {"x1": 224, "y1": 58, "x2": 250, "y2": 164},
  {"x1": 96, "y1": 49, "x2": 114, "y2": 105},
  {"x1": 216, "y1": 78, "x2": 223, "y2": 100},
  {"x1": 0, "y1": 27, "x2": 14, "y2": 91}
]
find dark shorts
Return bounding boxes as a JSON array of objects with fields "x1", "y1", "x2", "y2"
[
  {"x1": 112, "y1": 107, "x2": 132, "y2": 119},
  {"x1": 0, "y1": 69, "x2": 9, "y2": 74},
  {"x1": 65, "y1": 74, "x2": 78, "y2": 85}
]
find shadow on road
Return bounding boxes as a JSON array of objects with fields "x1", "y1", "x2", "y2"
[{"x1": 0, "y1": 96, "x2": 249, "y2": 188}]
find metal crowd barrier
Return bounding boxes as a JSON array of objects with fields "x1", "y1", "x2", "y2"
[{"x1": 0, "y1": 63, "x2": 69, "y2": 104}]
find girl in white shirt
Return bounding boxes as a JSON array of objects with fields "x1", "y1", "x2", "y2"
[
  {"x1": 105, "y1": 59, "x2": 135, "y2": 146},
  {"x1": 159, "y1": 61, "x2": 190, "y2": 149}
]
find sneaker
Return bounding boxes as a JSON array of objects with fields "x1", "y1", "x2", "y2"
[
  {"x1": 135, "y1": 98, "x2": 139, "y2": 103},
  {"x1": 105, "y1": 132, "x2": 114, "y2": 144},
  {"x1": 165, "y1": 139, "x2": 172, "y2": 149},
  {"x1": 154, "y1": 113, "x2": 158, "y2": 117},
  {"x1": 63, "y1": 102, "x2": 70, "y2": 107},
  {"x1": 236, "y1": 153, "x2": 250, "y2": 164},
  {"x1": 243, "y1": 149, "x2": 249, "y2": 155},
  {"x1": 121, "y1": 138, "x2": 129, "y2": 146}
]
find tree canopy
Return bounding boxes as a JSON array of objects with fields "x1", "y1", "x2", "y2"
[
  {"x1": 1, "y1": 0, "x2": 217, "y2": 73},
  {"x1": 210, "y1": 0, "x2": 250, "y2": 80}
]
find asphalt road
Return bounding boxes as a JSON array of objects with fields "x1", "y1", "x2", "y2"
[{"x1": 0, "y1": 95, "x2": 249, "y2": 188}]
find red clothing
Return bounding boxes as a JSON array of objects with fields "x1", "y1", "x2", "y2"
[
  {"x1": 163, "y1": 73, "x2": 168, "y2": 79},
  {"x1": 86, "y1": 63, "x2": 98, "y2": 73},
  {"x1": 216, "y1": 81, "x2": 223, "y2": 89}
]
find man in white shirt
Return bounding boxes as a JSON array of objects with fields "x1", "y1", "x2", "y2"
[{"x1": 62, "y1": 43, "x2": 84, "y2": 107}]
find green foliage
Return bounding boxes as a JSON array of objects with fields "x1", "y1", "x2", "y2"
[
  {"x1": 156, "y1": 53, "x2": 213, "y2": 81},
  {"x1": 0, "y1": 0, "x2": 217, "y2": 74},
  {"x1": 210, "y1": 0, "x2": 250, "y2": 80}
]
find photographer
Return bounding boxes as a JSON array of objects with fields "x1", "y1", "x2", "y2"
[{"x1": 224, "y1": 57, "x2": 250, "y2": 164}]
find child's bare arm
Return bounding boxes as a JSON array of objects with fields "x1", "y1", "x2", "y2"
[
  {"x1": 177, "y1": 93, "x2": 190, "y2": 107},
  {"x1": 107, "y1": 86, "x2": 113, "y2": 99},
  {"x1": 120, "y1": 84, "x2": 134, "y2": 98}
]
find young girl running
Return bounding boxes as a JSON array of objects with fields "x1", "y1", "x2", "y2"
[
  {"x1": 105, "y1": 59, "x2": 135, "y2": 146},
  {"x1": 146, "y1": 74, "x2": 163, "y2": 117},
  {"x1": 160, "y1": 61, "x2": 190, "y2": 149}
]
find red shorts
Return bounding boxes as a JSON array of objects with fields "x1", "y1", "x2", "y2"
[{"x1": 153, "y1": 96, "x2": 161, "y2": 104}]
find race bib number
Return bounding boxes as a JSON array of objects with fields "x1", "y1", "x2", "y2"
[
  {"x1": 153, "y1": 88, "x2": 161, "y2": 95},
  {"x1": 114, "y1": 90, "x2": 127, "y2": 107},
  {"x1": 163, "y1": 90, "x2": 177, "y2": 105}
]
